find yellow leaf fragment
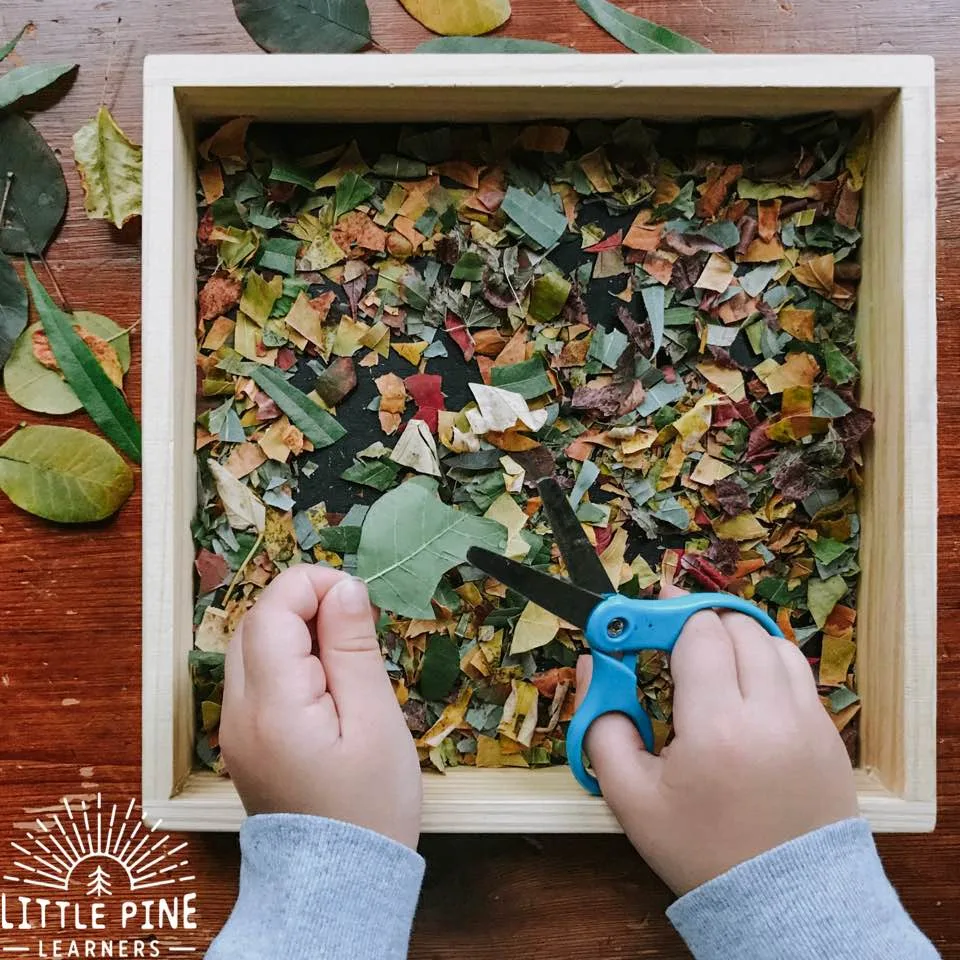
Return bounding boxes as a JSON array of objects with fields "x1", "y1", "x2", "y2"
[
  {"x1": 398, "y1": 0, "x2": 511, "y2": 35},
  {"x1": 510, "y1": 602, "x2": 560, "y2": 655}
]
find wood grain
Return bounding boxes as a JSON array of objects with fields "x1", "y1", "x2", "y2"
[{"x1": 0, "y1": 0, "x2": 958, "y2": 956}]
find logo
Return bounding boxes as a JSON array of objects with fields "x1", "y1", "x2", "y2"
[{"x1": 1, "y1": 795, "x2": 199, "y2": 958}]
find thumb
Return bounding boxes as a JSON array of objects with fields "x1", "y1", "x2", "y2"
[
  {"x1": 575, "y1": 656, "x2": 661, "y2": 812},
  {"x1": 315, "y1": 577, "x2": 398, "y2": 732}
]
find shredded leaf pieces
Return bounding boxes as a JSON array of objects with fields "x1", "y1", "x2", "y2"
[{"x1": 191, "y1": 113, "x2": 871, "y2": 773}]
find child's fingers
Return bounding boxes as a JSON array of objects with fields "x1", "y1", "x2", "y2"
[
  {"x1": 670, "y1": 609, "x2": 742, "y2": 732},
  {"x1": 577, "y1": 657, "x2": 661, "y2": 809},
  {"x1": 719, "y1": 611, "x2": 792, "y2": 702},
  {"x1": 776, "y1": 636, "x2": 823, "y2": 708},
  {"x1": 313, "y1": 578, "x2": 399, "y2": 735},
  {"x1": 240, "y1": 565, "x2": 346, "y2": 700}
]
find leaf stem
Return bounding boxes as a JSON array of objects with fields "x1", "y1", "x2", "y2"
[{"x1": 222, "y1": 531, "x2": 264, "y2": 608}]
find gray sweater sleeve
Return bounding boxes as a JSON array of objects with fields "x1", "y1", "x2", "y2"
[
  {"x1": 205, "y1": 814, "x2": 425, "y2": 960},
  {"x1": 667, "y1": 817, "x2": 939, "y2": 960}
]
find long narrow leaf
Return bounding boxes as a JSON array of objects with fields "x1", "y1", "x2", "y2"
[
  {"x1": 576, "y1": 0, "x2": 709, "y2": 53},
  {"x1": 249, "y1": 365, "x2": 347, "y2": 448},
  {"x1": 0, "y1": 23, "x2": 30, "y2": 63},
  {"x1": 0, "y1": 63, "x2": 76, "y2": 111},
  {"x1": 23, "y1": 260, "x2": 141, "y2": 462}
]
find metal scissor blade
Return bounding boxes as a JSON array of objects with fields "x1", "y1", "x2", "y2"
[
  {"x1": 466, "y1": 547, "x2": 604, "y2": 630},
  {"x1": 537, "y1": 477, "x2": 615, "y2": 595}
]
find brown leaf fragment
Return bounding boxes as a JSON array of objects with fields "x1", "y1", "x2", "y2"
[
  {"x1": 225, "y1": 441, "x2": 267, "y2": 478},
  {"x1": 32, "y1": 327, "x2": 125, "y2": 389},
  {"x1": 623, "y1": 210, "x2": 663, "y2": 252},
  {"x1": 314, "y1": 357, "x2": 357, "y2": 406},
  {"x1": 332, "y1": 211, "x2": 387, "y2": 256},
  {"x1": 696, "y1": 164, "x2": 742, "y2": 219},
  {"x1": 757, "y1": 199, "x2": 781, "y2": 242},
  {"x1": 199, "y1": 274, "x2": 242, "y2": 323},
  {"x1": 195, "y1": 549, "x2": 230, "y2": 595}
]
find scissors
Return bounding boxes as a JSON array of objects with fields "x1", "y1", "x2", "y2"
[{"x1": 466, "y1": 476, "x2": 784, "y2": 796}]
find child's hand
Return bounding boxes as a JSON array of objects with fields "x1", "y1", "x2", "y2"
[
  {"x1": 220, "y1": 566, "x2": 422, "y2": 849},
  {"x1": 577, "y1": 587, "x2": 858, "y2": 895}
]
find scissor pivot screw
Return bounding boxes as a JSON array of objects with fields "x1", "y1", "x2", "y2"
[{"x1": 607, "y1": 617, "x2": 627, "y2": 638}]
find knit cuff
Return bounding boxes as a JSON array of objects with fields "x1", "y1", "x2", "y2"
[{"x1": 666, "y1": 818, "x2": 938, "y2": 960}]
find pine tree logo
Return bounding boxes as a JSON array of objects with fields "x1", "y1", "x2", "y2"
[{"x1": 86, "y1": 864, "x2": 112, "y2": 898}]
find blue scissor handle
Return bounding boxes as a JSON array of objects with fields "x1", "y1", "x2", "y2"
[{"x1": 567, "y1": 593, "x2": 784, "y2": 796}]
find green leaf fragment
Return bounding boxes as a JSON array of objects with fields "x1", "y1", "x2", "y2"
[
  {"x1": 25, "y1": 262, "x2": 141, "y2": 461},
  {"x1": 357, "y1": 477, "x2": 507, "y2": 619},
  {"x1": 489, "y1": 356, "x2": 553, "y2": 400},
  {"x1": 341, "y1": 457, "x2": 400, "y2": 491},
  {"x1": 451, "y1": 251, "x2": 486, "y2": 282},
  {"x1": 809, "y1": 536, "x2": 851, "y2": 565},
  {"x1": 419, "y1": 635, "x2": 460, "y2": 701},
  {"x1": 0, "y1": 252, "x2": 27, "y2": 369},
  {"x1": 501, "y1": 186, "x2": 567, "y2": 249},
  {"x1": 0, "y1": 63, "x2": 76, "y2": 111},
  {"x1": 822, "y1": 341, "x2": 859, "y2": 385},
  {"x1": 640, "y1": 284, "x2": 665, "y2": 356},
  {"x1": 576, "y1": 0, "x2": 709, "y2": 53},
  {"x1": 528, "y1": 272, "x2": 571, "y2": 322},
  {"x1": 807, "y1": 575, "x2": 848, "y2": 628},
  {"x1": 334, "y1": 171, "x2": 376, "y2": 219},
  {"x1": 0, "y1": 24, "x2": 30, "y2": 63},
  {"x1": 249, "y1": 365, "x2": 346, "y2": 449},
  {"x1": 0, "y1": 425, "x2": 134, "y2": 523},
  {"x1": 588, "y1": 324, "x2": 628, "y2": 368}
]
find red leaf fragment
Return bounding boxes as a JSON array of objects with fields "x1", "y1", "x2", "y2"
[
  {"x1": 405, "y1": 373, "x2": 446, "y2": 433},
  {"x1": 276, "y1": 347, "x2": 296, "y2": 371},
  {"x1": 195, "y1": 549, "x2": 230, "y2": 594},
  {"x1": 444, "y1": 311, "x2": 475, "y2": 361},
  {"x1": 583, "y1": 229, "x2": 623, "y2": 253}
]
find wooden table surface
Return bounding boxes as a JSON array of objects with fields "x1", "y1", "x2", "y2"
[{"x1": 0, "y1": 1, "x2": 958, "y2": 956}]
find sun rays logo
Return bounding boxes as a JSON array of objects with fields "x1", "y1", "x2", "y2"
[
  {"x1": 1, "y1": 795, "x2": 199, "y2": 958},
  {"x1": 5, "y1": 796, "x2": 193, "y2": 897}
]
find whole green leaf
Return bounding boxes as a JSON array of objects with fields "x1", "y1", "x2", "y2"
[
  {"x1": 489, "y1": 356, "x2": 553, "y2": 399},
  {"x1": 419, "y1": 635, "x2": 460, "y2": 701},
  {"x1": 0, "y1": 425, "x2": 134, "y2": 523},
  {"x1": 250, "y1": 365, "x2": 347, "y2": 449},
  {"x1": 576, "y1": 0, "x2": 709, "y2": 53},
  {"x1": 0, "y1": 114, "x2": 67, "y2": 254},
  {"x1": 640, "y1": 284, "x2": 665, "y2": 357},
  {"x1": 334, "y1": 171, "x2": 375, "y2": 220},
  {"x1": 0, "y1": 24, "x2": 30, "y2": 63},
  {"x1": 501, "y1": 186, "x2": 567, "y2": 249},
  {"x1": 342, "y1": 457, "x2": 400, "y2": 491},
  {"x1": 24, "y1": 261, "x2": 141, "y2": 462},
  {"x1": 357, "y1": 477, "x2": 507, "y2": 618},
  {"x1": 0, "y1": 63, "x2": 76, "y2": 111},
  {"x1": 3, "y1": 312, "x2": 131, "y2": 414},
  {"x1": 416, "y1": 37, "x2": 572, "y2": 53},
  {"x1": 0, "y1": 252, "x2": 27, "y2": 368},
  {"x1": 233, "y1": 0, "x2": 371, "y2": 53},
  {"x1": 72, "y1": 106, "x2": 143, "y2": 229}
]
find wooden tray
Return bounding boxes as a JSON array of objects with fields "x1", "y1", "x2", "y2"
[{"x1": 141, "y1": 53, "x2": 937, "y2": 833}]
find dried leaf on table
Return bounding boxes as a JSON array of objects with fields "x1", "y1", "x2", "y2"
[
  {"x1": 0, "y1": 425, "x2": 134, "y2": 523},
  {"x1": 399, "y1": 0, "x2": 510, "y2": 35},
  {"x1": 72, "y1": 106, "x2": 143, "y2": 229},
  {"x1": 232, "y1": 0, "x2": 372, "y2": 52},
  {"x1": 576, "y1": 0, "x2": 709, "y2": 53}
]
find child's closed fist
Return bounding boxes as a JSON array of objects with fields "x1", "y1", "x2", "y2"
[
  {"x1": 219, "y1": 566, "x2": 422, "y2": 849},
  {"x1": 578, "y1": 586, "x2": 858, "y2": 895}
]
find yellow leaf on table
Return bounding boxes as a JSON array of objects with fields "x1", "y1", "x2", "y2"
[
  {"x1": 511, "y1": 602, "x2": 560, "y2": 655},
  {"x1": 819, "y1": 634, "x2": 857, "y2": 686},
  {"x1": 257, "y1": 416, "x2": 304, "y2": 463},
  {"x1": 203, "y1": 316, "x2": 235, "y2": 351},
  {"x1": 375, "y1": 183, "x2": 407, "y2": 227},
  {"x1": 792, "y1": 253, "x2": 835, "y2": 297},
  {"x1": 484, "y1": 492, "x2": 530, "y2": 561},
  {"x1": 712, "y1": 512, "x2": 768, "y2": 541},
  {"x1": 498, "y1": 680, "x2": 539, "y2": 748},
  {"x1": 656, "y1": 441, "x2": 687, "y2": 491},
  {"x1": 579, "y1": 147, "x2": 615, "y2": 193},
  {"x1": 398, "y1": 0, "x2": 510, "y2": 35},
  {"x1": 673, "y1": 393, "x2": 719, "y2": 451},
  {"x1": 360, "y1": 320, "x2": 391, "y2": 357},
  {"x1": 740, "y1": 237, "x2": 785, "y2": 262},
  {"x1": 240, "y1": 271, "x2": 283, "y2": 325},
  {"x1": 234, "y1": 313, "x2": 277, "y2": 366},
  {"x1": 476, "y1": 735, "x2": 528, "y2": 768},
  {"x1": 72, "y1": 106, "x2": 143, "y2": 229},
  {"x1": 198, "y1": 117, "x2": 251, "y2": 165}
]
